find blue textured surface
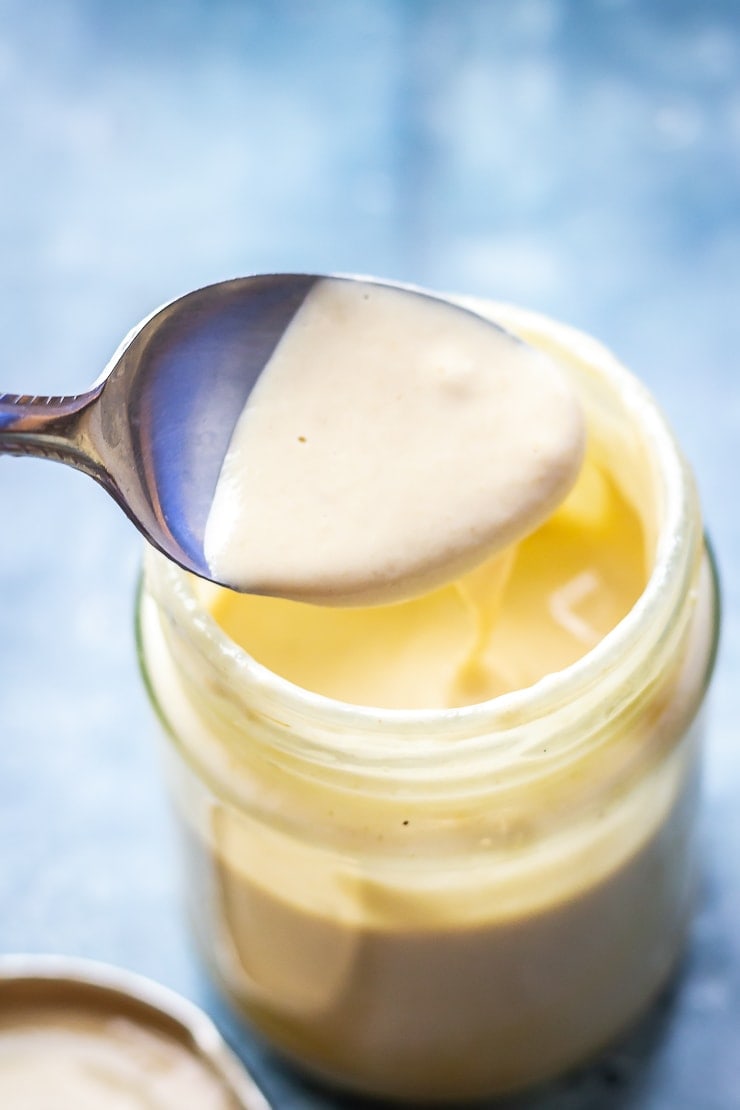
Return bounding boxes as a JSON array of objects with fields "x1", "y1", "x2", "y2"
[{"x1": 0, "y1": 2, "x2": 738, "y2": 1107}]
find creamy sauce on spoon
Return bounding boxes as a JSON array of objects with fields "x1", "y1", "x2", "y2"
[{"x1": 204, "y1": 278, "x2": 585, "y2": 606}]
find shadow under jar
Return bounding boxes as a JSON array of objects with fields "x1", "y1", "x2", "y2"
[{"x1": 136, "y1": 300, "x2": 719, "y2": 1104}]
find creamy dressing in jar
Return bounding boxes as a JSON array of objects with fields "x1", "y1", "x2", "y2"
[{"x1": 137, "y1": 292, "x2": 719, "y2": 1102}]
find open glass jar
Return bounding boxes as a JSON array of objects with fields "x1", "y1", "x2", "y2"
[{"x1": 136, "y1": 302, "x2": 718, "y2": 1103}]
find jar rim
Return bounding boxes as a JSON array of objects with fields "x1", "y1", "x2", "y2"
[{"x1": 146, "y1": 304, "x2": 703, "y2": 763}]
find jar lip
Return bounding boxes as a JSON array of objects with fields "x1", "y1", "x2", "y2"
[{"x1": 152, "y1": 304, "x2": 698, "y2": 749}]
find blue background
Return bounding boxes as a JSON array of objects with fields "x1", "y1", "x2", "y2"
[{"x1": 0, "y1": 1, "x2": 738, "y2": 1106}]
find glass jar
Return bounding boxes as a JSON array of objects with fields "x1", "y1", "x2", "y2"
[{"x1": 136, "y1": 301, "x2": 719, "y2": 1103}]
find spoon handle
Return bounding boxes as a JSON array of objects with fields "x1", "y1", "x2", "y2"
[{"x1": 0, "y1": 391, "x2": 104, "y2": 480}]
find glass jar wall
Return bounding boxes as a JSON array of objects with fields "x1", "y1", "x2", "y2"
[{"x1": 137, "y1": 302, "x2": 718, "y2": 1103}]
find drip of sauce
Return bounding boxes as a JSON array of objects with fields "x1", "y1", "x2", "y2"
[
  {"x1": 204, "y1": 278, "x2": 585, "y2": 606},
  {"x1": 452, "y1": 546, "x2": 518, "y2": 702}
]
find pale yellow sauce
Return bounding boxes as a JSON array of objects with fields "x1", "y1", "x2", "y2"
[
  {"x1": 138, "y1": 295, "x2": 715, "y2": 1101},
  {"x1": 211, "y1": 453, "x2": 645, "y2": 708}
]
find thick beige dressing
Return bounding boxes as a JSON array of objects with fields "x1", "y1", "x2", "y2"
[
  {"x1": 0, "y1": 1008, "x2": 236, "y2": 1110},
  {"x1": 204, "y1": 278, "x2": 585, "y2": 606}
]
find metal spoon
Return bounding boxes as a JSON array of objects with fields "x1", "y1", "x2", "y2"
[
  {"x1": 0, "y1": 274, "x2": 323, "y2": 581},
  {"x1": 0, "y1": 273, "x2": 581, "y2": 599}
]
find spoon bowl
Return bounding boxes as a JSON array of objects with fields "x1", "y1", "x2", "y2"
[{"x1": 0, "y1": 275, "x2": 323, "y2": 578}]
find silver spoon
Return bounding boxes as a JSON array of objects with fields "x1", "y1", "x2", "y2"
[
  {"x1": 0, "y1": 274, "x2": 323, "y2": 581},
  {"x1": 0, "y1": 274, "x2": 584, "y2": 601}
]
